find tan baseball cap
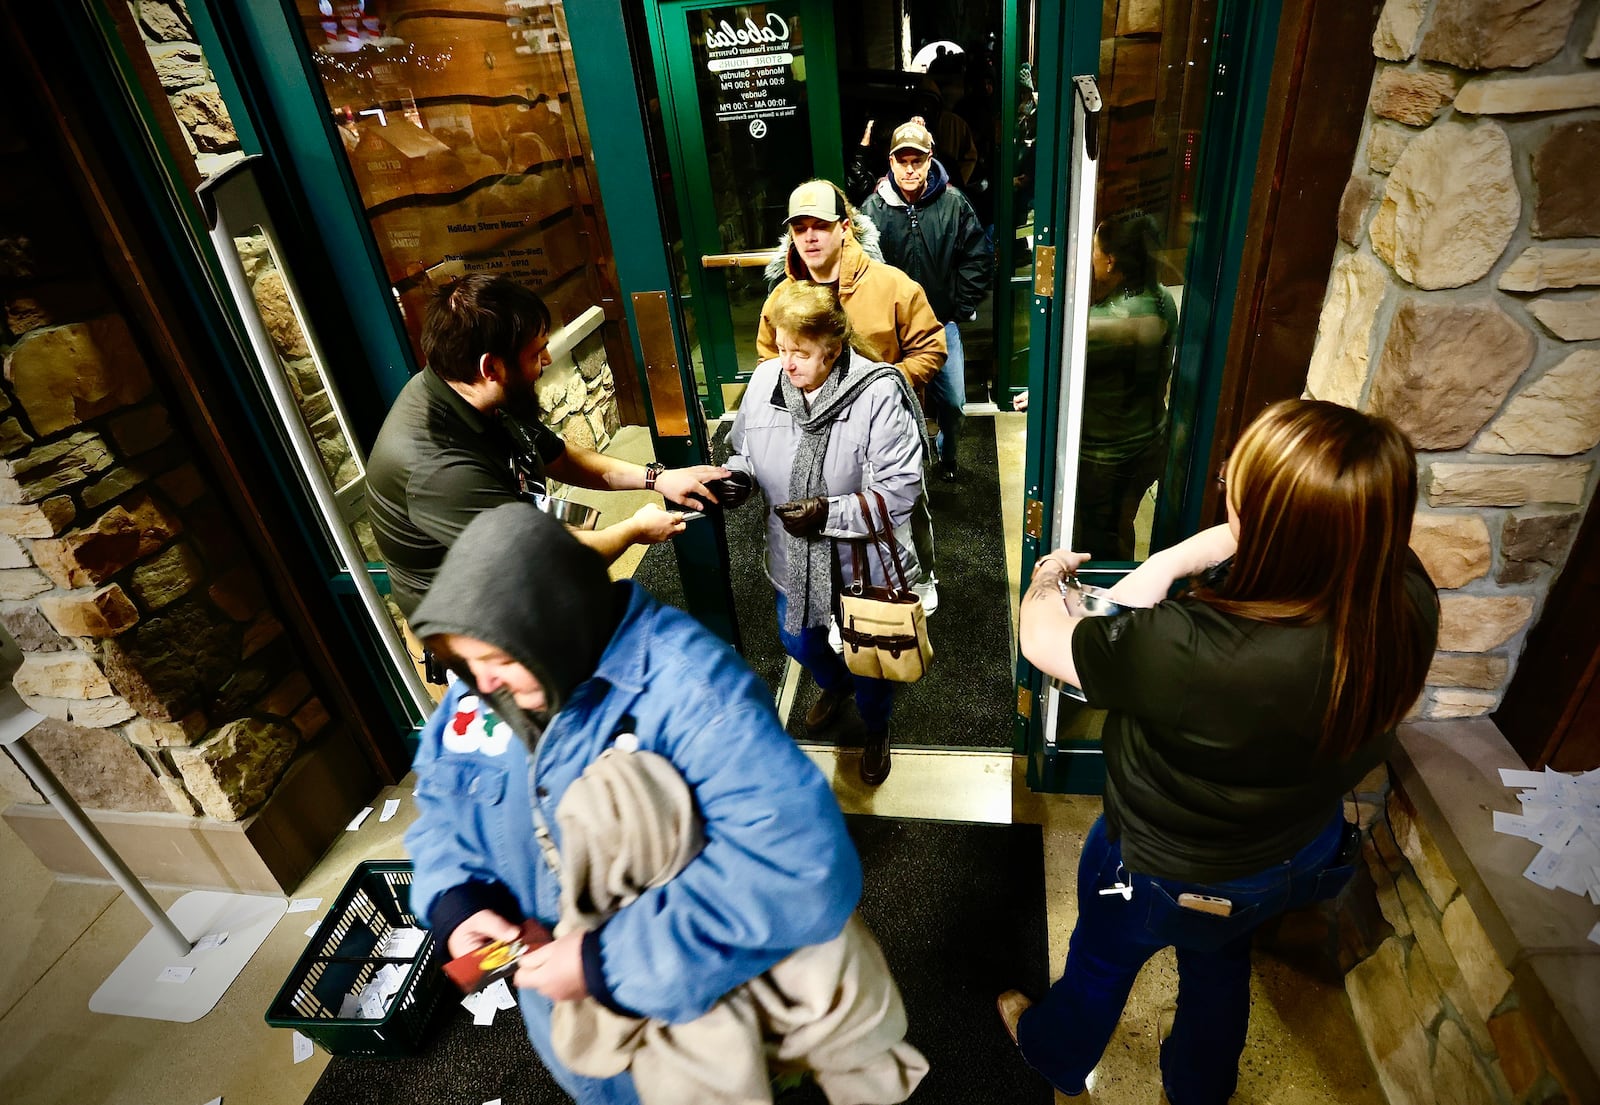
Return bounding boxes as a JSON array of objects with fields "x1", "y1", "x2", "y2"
[
  {"x1": 889, "y1": 121, "x2": 934, "y2": 156},
  {"x1": 786, "y1": 180, "x2": 843, "y2": 224}
]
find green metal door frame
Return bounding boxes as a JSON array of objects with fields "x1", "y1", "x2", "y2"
[
  {"x1": 642, "y1": 0, "x2": 844, "y2": 417},
  {"x1": 990, "y1": 0, "x2": 1033, "y2": 405},
  {"x1": 1016, "y1": 0, "x2": 1287, "y2": 794},
  {"x1": 193, "y1": 0, "x2": 741, "y2": 650}
]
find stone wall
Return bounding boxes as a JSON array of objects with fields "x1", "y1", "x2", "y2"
[
  {"x1": 537, "y1": 330, "x2": 623, "y2": 455},
  {"x1": 1307, "y1": 0, "x2": 1600, "y2": 718},
  {"x1": 0, "y1": 87, "x2": 330, "y2": 824},
  {"x1": 1338, "y1": 768, "x2": 1585, "y2": 1105},
  {"x1": 1261, "y1": 764, "x2": 1584, "y2": 1105},
  {"x1": 128, "y1": 0, "x2": 244, "y2": 179}
]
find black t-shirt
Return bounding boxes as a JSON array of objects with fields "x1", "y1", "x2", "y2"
[
  {"x1": 366, "y1": 369, "x2": 565, "y2": 617},
  {"x1": 1071, "y1": 558, "x2": 1439, "y2": 883}
]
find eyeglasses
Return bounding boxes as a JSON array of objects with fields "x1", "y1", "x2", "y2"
[{"x1": 1215, "y1": 463, "x2": 1229, "y2": 490}]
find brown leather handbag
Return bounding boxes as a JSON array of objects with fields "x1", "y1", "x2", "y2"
[{"x1": 834, "y1": 491, "x2": 933, "y2": 682}]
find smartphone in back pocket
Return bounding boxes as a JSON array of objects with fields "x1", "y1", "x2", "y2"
[{"x1": 1176, "y1": 892, "x2": 1233, "y2": 917}]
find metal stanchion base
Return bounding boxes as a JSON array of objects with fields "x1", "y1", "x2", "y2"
[{"x1": 89, "y1": 891, "x2": 286, "y2": 1023}]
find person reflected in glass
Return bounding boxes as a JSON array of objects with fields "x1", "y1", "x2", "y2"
[
  {"x1": 727, "y1": 282, "x2": 928, "y2": 786},
  {"x1": 1002, "y1": 399, "x2": 1440, "y2": 1104},
  {"x1": 1076, "y1": 211, "x2": 1179, "y2": 561}
]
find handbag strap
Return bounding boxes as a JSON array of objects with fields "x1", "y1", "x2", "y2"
[{"x1": 862, "y1": 489, "x2": 914, "y2": 596}]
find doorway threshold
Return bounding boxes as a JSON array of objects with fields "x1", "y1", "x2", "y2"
[{"x1": 797, "y1": 742, "x2": 1014, "y2": 824}]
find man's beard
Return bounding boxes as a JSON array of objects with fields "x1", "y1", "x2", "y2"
[{"x1": 500, "y1": 371, "x2": 543, "y2": 421}]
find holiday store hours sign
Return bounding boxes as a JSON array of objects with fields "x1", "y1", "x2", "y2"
[{"x1": 704, "y1": 11, "x2": 800, "y2": 127}]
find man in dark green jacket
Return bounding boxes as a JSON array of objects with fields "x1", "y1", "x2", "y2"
[{"x1": 859, "y1": 122, "x2": 993, "y2": 482}]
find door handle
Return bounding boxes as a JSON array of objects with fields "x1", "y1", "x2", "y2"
[{"x1": 700, "y1": 251, "x2": 781, "y2": 269}]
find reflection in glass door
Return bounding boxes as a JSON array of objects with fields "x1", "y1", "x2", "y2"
[
  {"x1": 1070, "y1": 0, "x2": 1216, "y2": 567},
  {"x1": 648, "y1": 0, "x2": 843, "y2": 416}
]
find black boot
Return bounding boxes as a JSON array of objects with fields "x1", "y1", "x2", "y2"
[
  {"x1": 805, "y1": 684, "x2": 851, "y2": 733},
  {"x1": 860, "y1": 724, "x2": 892, "y2": 786}
]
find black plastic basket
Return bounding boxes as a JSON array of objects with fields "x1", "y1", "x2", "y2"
[{"x1": 265, "y1": 860, "x2": 449, "y2": 1057}]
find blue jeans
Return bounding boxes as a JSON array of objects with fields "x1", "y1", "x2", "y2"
[
  {"x1": 928, "y1": 322, "x2": 966, "y2": 468},
  {"x1": 1017, "y1": 813, "x2": 1352, "y2": 1105},
  {"x1": 775, "y1": 591, "x2": 894, "y2": 732},
  {"x1": 520, "y1": 987, "x2": 639, "y2": 1104}
]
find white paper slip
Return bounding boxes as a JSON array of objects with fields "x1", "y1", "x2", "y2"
[
  {"x1": 305, "y1": 921, "x2": 321, "y2": 938},
  {"x1": 1531, "y1": 812, "x2": 1583, "y2": 851},
  {"x1": 1500, "y1": 768, "x2": 1545, "y2": 789},
  {"x1": 380, "y1": 797, "x2": 401, "y2": 823},
  {"x1": 1523, "y1": 848, "x2": 1564, "y2": 891},
  {"x1": 1591, "y1": 920, "x2": 1600, "y2": 946},
  {"x1": 378, "y1": 926, "x2": 427, "y2": 959},
  {"x1": 200, "y1": 1098, "x2": 222, "y2": 1105},
  {"x1": 192, "y1": 931, "x2": 229, "y2": 953},
  {"x1": 158, "y1": 965, "x2": 195, "y2": 984},
  {"x1": 472, "y1": 998, "x2": 497, "y2": 1026},
  {"x1": 287, "y1": 897, "x2": 322, "y2": 914},
  {"x1": 346, "y1": 806, "x2": 373, "y2": 832},
  {"x1": 1492, "y1": 811, "x2": 1540, "y2": 840},
  {"x1": 485, "y1": 1099, "x2": 503, "y2": 1105},
  {"x1": 484, "y1": 976, "x2": 517, "y2": 1011},
  {"x1": 293, "y1": 1031, "x2": 314, "y2": 1064}
]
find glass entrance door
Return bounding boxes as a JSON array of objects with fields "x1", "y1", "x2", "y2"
[
  {"x1": 645, "y1": 0, "x2": 844, "y2": 416},
  {"x1": 177, "y1": 0, "x2": 744, "y2": 705},
  {"x1": 1017, "y1": 0, "x2": 1285, "y2": 791}
]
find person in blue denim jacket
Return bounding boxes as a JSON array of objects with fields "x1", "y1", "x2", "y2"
[
  {"x1": 1006, "y1": 400, "x2": 1440, "y2": 1105},
  {"x1": 404, "y1": 503, "x2": 863, "y2": 1104}
]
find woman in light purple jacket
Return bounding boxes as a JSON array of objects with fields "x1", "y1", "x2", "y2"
[{"x1": 725, "y1": 281, "x2": 927, "y2": 785}]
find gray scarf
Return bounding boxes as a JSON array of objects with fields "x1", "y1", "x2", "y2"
[{"x1": 781, "y1": 353, "x2": 926, "y2": 634}]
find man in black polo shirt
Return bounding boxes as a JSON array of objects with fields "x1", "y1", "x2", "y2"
[{"x1": 367, "y1": 275, "x2": 727, "y2": 620}]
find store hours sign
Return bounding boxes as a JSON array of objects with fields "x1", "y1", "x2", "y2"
[{"x1": 703, "y1": 9, "x2": 799, "y2": 130}]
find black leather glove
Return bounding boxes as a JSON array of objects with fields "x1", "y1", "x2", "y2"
[
  {"x1": 775, "y1": 496, "x2": 829, "y2": 537},
  {"x1": 705, "y1": 470, "x2": 755, "y2": 510}
]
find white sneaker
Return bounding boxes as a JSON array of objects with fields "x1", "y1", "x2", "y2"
[{"x1": 913, "y1": 577, "x2": 939, "y2": 616}]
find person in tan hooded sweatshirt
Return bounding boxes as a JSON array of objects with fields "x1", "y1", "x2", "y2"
[{"x1": 757, "y1": 179, "x2": 945, "y2": 395}]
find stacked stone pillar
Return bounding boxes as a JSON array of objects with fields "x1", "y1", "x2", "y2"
[
  {"x1": 1309, "y1": 0, "x2": 1600, "y2": 722},
  {"x1": 1303, "y1": 2, "x2": 1600, "y2": 1103}
]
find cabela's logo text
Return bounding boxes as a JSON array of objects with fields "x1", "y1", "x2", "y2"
[{"x1": 705, "y1": 13, "x2": 791, "y2": 51}]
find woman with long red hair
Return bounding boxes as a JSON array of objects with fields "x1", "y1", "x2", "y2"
[{"x1": 1003, "y1": 399, "x2": 1439, "y2": 1104}]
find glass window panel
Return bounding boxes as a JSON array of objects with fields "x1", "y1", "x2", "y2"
[{"x1": 296, "y1": 0, "x2": 630, "y2": 369}]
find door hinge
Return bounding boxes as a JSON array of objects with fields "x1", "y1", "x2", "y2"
[
  {"x1": 1017, "y1": 684, "x2": 1033, "y2": 719},
  {"x1": 1034, "y1": 245, "x2": 1056, "y2": 298},
  {"x1": 1025, "y1": 497, "x2": 1043, "y2": 539}
]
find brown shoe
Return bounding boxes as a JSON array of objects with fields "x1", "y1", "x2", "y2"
[
  {"x1": 997, "y1": 990, "x2": 1032, "y2": 1046},
  {"x1": 805, "y1": 684, "x2": 850, "y2": 733},
  {"x1": 860, "y1": 727, "x2": 891, "y2": 786}
]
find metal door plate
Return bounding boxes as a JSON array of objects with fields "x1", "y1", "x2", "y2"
[{"x1": 632, "y1": 291, "x2": 690, "y2": 437}]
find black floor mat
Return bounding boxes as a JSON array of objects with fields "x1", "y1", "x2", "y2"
[{"x1": 304, "y1": 817, "x2": 1050, "y2": 1105}]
